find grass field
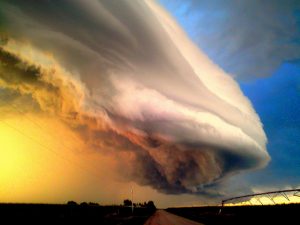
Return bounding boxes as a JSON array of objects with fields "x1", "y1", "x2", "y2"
[{"x1": 0, "y1": 203, "x2": 155, "y2": 224}]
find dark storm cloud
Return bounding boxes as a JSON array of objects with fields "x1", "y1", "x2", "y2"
[
  {"x1": 160, "y1": 0, "x2": 300, "y2": 80},
  {"x1": 0, "y1": 44, "x2": 84, "y2": 118},
  {"x1": 0, "y1": 0, "x2": 269, "y2": 195}
]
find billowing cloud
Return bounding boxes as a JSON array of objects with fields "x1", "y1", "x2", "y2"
[{"x1": 0, "y1": 0, "x2": 269, "y2": 195}]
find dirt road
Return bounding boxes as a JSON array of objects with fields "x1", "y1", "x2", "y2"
[{"x1": 144, "y1": 210, "x2": 204, "y2": 225}]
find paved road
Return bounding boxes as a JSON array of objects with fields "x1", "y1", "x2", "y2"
[{"x1": 144, "y1": 210, "x2": 204, "y2": 225}]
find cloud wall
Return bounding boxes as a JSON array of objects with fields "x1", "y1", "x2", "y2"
[{"x1": 0, "y1": 0, "x2": 269, "y2": 194}]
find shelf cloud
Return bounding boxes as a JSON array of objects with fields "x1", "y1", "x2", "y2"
[{"x1": 0, "y1": 0, "x2": 269, "y2": 194}]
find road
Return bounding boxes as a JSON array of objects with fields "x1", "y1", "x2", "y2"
[{"x1": 144, "y1": 210, "x2": 204, "y2": 225}]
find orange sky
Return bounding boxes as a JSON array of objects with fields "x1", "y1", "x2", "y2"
[{"x1": 0, "y1": 114, "x2": 209, "y2": 207}]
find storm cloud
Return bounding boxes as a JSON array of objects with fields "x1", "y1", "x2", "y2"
[
  {"x1": 0, "y1": 0, "x2": 269, "y2": 194},
  {"x1": 160, "y1": 0, "x2": 300, "y2": 81}
]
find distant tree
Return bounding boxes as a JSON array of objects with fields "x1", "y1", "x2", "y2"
[
  {"x1": 80, "y1": 202, "x2": 88, "y2": 206},
  {"x1": 123, "y1": 199, "x2": 132, "y2": 206},
  {"x1": 146, "y1": 201, "x2": 156, "y2": 210},
  {"x1": 67, "y1": 201, "x2": 78, "y2": 206},
  {"x1": 88, "y1": 202, "x2": 99, "y2": 206}
]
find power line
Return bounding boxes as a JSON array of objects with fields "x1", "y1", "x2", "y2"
[
  {"x1": 0, "y1": 97, "x2": 104, "y2": 179},
  {"x1": 0, "y1": 116, "x2": 102, "y2": 181},
  {"x1": 0, "y1": 98, "x2": 81, "y2": 152}
]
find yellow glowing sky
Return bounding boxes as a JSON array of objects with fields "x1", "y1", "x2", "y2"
[
  {"x1": 0, "y1": 115, "x2": 114, "y2": 203},
  {"x1": 0, "y1": 114, "x2": 203, "y2": 207}
]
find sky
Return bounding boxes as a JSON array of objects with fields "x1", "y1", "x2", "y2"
[{"x1": 0, "y1": 0, "x2": 299, "y2": 208}]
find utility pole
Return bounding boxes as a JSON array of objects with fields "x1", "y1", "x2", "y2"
[{"x1": 131, "y1": 186, "x2": 134, "y2": 214}]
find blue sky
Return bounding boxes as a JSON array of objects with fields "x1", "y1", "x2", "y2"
[
  {"x1": 241, "y1": 63, "x2": 300, "y2": 187},
  {"x1": 160, "y1": 0, "x2": 300, "y2": 190}
]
